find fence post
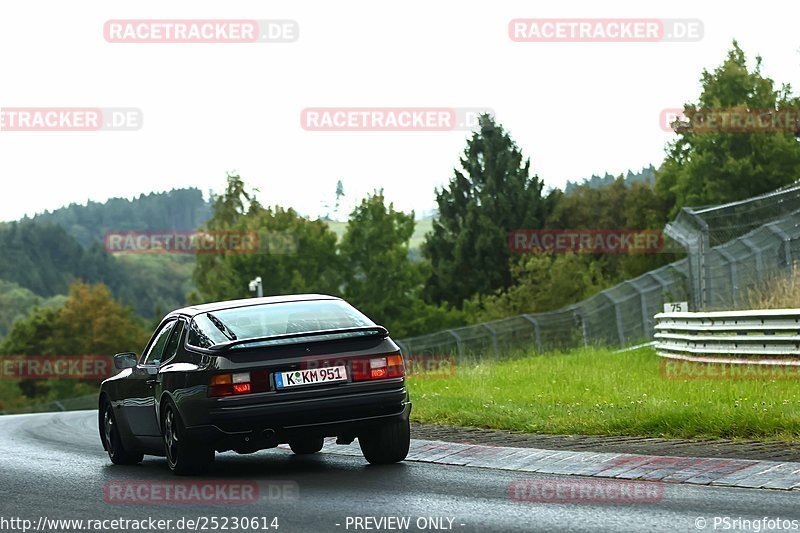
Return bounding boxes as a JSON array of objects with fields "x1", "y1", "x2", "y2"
[
  {"x1": 572, "y1": 308, "x2": 589, "y2": 347},
  {"x1": 716, "y1": 248, "x2": 739, "y2": 308},
  {"x1": 765, "y1": 223, "x2": 793, "y2": 268},
  {"x1": 481, "y1": 324, "x2": 499, "y2": 355},
  {"x1": 446, "y1": 329, "x2": 463, "y2": 358},
  {"x1": 603, "y1": 293, "x2": 626, "y2": 346},
  {"x1": 521, "y1": 314, "x2": 542, "y2": 353},
  {"x1": 646, "y1": 271, "x2": 673, "y2": 336},
  {"x1": 395, "y1": 340, "x2": 409, "y2": 356},
  {"x1": 740, "y1": 237, "x2": 764, "y2": 279},
  {"x1": 625, "y1": 280, "x2": 651, "y2": 339},
  {"x1": 664, "y1": 207, "x2": 710, "y2": 310},
  {"x1": 647, "y1": 270, "x2": 671, "y2": 296},
  {"x1": 701, "y1": 221, "x2": 712, "y2": 310}
]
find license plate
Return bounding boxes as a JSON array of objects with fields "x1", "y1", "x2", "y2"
[{"x1": 275, "y1": 365, "x2": 347, "y2": 389}]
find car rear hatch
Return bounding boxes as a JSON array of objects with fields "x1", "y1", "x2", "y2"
[{"x1": 205, "y1": 331, "x2": 405, "y2": 405}]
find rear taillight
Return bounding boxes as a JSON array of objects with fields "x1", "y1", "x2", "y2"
[
  {"x1": 233, "y1": 383, "x2": 251, "y2": 394},
  {"x1": 209, "y1": 373, "x2": 233, "y2": 397},
  {"x1": 209, "y1": 371, "x2": 268, "y2": 397},
  {"x1": 352, "y1": 354, "x2": 404, "y2": 381}
]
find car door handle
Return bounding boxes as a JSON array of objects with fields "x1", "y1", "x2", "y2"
[{"x1": 146, "y1": 379, "x2": 158, "y2": 388}]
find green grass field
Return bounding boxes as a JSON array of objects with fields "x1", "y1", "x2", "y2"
[{"x1": 406, "y1": 347, "x2": 800, "y2": 441}]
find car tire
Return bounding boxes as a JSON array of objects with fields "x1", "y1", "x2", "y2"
[
  {"x1": 358, "y1": 418, "x2": 410, "y2": 465},
  {"x1": 289, "y1": 437, "x2": 325, "y2": 455},
  {"x1": 163, "y1": 404, "x2": 214, "y2": 476},
  {"x1": 102, "y1": 401, "x2": 144, "y2": 465}
]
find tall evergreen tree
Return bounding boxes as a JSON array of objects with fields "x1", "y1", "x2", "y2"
[
  {"x1": 335, "y1": 180, "x2": 345, "y2": 216},
  {"x1": 423, "y1": 114, "x2": 553, "y2": 306}
]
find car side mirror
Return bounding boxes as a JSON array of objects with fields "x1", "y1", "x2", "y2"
[{"x1": 113, "y1": 352, "x2": 138, "y2": 370}]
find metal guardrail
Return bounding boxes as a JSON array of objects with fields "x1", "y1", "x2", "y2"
[{"x1": 654, "y1": 309, "x2": 800, "y2": 365}]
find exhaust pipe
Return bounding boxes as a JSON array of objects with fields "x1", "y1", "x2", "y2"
[{"x1": 262, "y1": 429, "x2": 276, "y2": 439}]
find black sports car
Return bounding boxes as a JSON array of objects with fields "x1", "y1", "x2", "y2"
[{"x1": 99, "y1": 294, "x2": 411, "y2": 475}]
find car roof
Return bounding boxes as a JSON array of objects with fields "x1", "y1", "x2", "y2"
[{"x1": 168, "y1": 294, "x2": 342, "y2": 318}]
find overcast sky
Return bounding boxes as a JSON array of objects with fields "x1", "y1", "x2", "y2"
[{"x1": 1, "y1": 0, "x2": 798, "y2": 222}]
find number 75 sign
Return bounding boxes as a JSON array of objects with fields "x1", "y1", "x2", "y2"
[{"x1": 663, "y1": 301, "x2": 688, "y2": 313}]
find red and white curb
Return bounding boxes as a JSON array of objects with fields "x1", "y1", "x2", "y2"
[{"x1": 281, "y1": 438, "x2": 800, "y2": 490}]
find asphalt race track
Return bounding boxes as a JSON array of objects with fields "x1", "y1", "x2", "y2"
[{"x1": 1, "y1": 411, "x2": 799, "y2": 533}]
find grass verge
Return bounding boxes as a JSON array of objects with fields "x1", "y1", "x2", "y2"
[{"x1": 406, "y1": 347, "x2": 800, "y2": 441}]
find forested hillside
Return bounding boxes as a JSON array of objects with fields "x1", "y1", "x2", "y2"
[
  {"x1": 564, "y1": 165, "x2": 656, "y2": 194},
  {"x1": 0, "y1": 189, "x2": 209, "y2": 336},
  {"x1": 0, "y1": 221, "x2": 120, "y2": 297},
  {"x1": 0, "y1": 221, "x2": 193, "y2": 323},
  {"x1": 31, "y1": 188, "x2": 211, "y2": 246}
]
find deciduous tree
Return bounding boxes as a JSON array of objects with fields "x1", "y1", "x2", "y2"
[{"x1": 656, "y1": 41, "x2": 800, "y2": 216}]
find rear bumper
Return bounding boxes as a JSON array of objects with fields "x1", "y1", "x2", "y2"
[{"x1": 183, "y1": 384, "x2": 410, "y2": 450}]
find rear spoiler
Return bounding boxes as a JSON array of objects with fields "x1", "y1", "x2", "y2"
[{"x1": 208, "y1": 325, "x2": 389, "y2": 352}]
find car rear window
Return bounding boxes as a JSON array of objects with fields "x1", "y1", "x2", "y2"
[{"x1": 186, "y1": 299, "x2": 377, "y2": 349}]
